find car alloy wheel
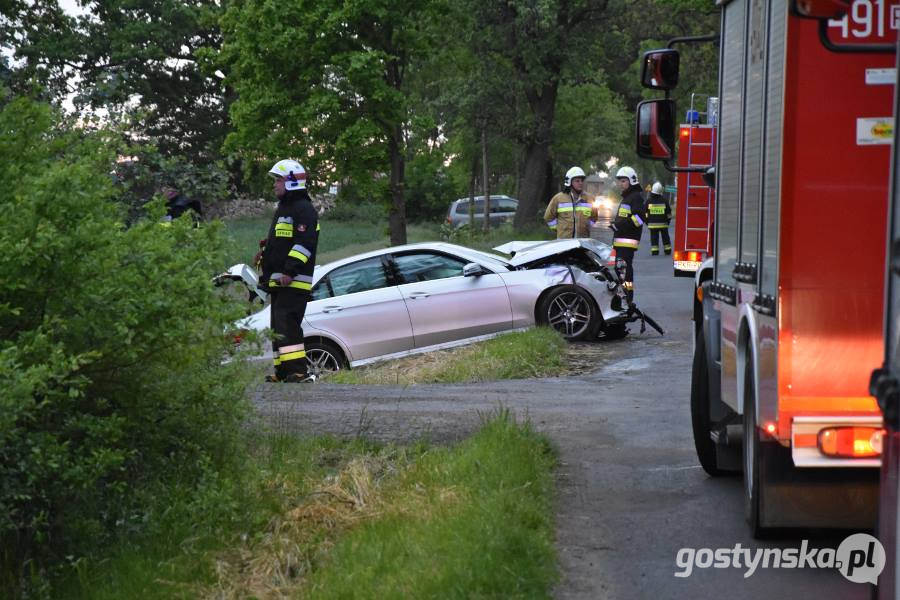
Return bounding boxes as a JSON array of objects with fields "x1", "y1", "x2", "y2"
[
  {"x1": 306, "y1": 346, "x2": 342, "y2": 377},
  {"x1": 545, "y1": 290, "x2": 593, "y2": 339}
]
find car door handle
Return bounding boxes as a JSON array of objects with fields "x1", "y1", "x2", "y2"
[
  {"x1": 322, "y1": 305, "x2": 344, "y2": 313},
  {"x1": 407, "y1": 292, "x2": 430, "y2": 299}
]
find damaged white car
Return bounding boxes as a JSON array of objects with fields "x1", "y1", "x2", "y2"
[{"x1": 217, "y1": 239, "x2": 662, "y2": 375}]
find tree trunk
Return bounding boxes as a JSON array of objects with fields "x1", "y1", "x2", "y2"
[
  {"x1": 388, "y1": 125, "x2": 407, "y2": 246},
  {"x1": 514, "y1": 82, "x2": 558, "y2": 231},
  {"x1": 482, "y1": 127, "x2": 490, "y2": 232}
]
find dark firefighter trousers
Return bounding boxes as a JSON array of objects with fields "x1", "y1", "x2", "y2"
[
  {"x1": 615, "y1": 247, "x2": 636, "y2": 302},
  {"x1": 271, "y1": 289, "x2": 309, "y2": 377},
  {"x1": 649, "y1": 228, "x2": 671, "y2": 255}
]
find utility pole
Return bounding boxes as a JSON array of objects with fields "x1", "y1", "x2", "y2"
[{"x1": 482, "y1": 127, "x2": 490, "y2": 233}]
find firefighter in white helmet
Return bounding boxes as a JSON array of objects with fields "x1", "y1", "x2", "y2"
[
  {"x1": 544, "y1": 166, "x2": 598, "y2": 239},
  {"x1": 259, "y1": 159, "x2": 320, "y2": 383},
  {"x1": 611, "y1": 166, "x2": 645, "y2": 302},
  {"x1": 644, "y1": 181, "x2": 672, "y2": 256}
]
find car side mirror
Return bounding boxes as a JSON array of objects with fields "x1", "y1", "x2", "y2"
[
  {"x1": 636, "y1": 99, "x2": 676, "y2": 161},
  {"x1": 463, "y1": 262, "x2": 486, "y2": 277},
  {"x1": 702, "y1": 167, "x2": 716, "y2": 188},
  {"x1": 791, "y1": 0, "x2": 850, "y2": 19},
  {"x1": 641, "y1": 49, "x2": 680, "y2": 91}
]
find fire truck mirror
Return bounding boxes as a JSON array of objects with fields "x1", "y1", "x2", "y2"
[
  {"x1": 636, "y1": 99, "x2": 676, "y2": 161},
  {"x1": 790, "y1": 0, "x2": 850, "y2": 20},
  {"x1": 640, "y1": 49, "x2": 680, "y2": 91},
  {"x1": 702, "y1": 167, "x2": 715, "y2": 188}
]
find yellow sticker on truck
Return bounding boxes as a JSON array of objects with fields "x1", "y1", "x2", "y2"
[{"x1": 857, "y1": 117, "x2": 893, "y2": 145}]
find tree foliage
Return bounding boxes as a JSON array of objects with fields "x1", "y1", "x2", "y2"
[
  {"x1": 220, "y1": 0, "x2": 446, "y2": 243},
  {"x1": 0, "y1": 98, "x2": 251, "y2": 593},
  {"x1": 4, "y1": 0, "x2": 227, "y2": 158}
]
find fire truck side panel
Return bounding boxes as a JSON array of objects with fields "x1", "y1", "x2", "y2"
[
  {"x1": 714, "y1": 0, "x2": 745, "y2": 414},
  {"x1": 776, "y1": 12, "x2": 890, "y2": 435},
  {"x1": 755, "y1": 0, "x2": 787, "y2": 430}
]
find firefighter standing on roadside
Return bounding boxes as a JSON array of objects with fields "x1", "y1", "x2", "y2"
[
  {"x1": 611, "y1": 166, "x2": 645, "y2": 302},
  {"x1": 544, "y1": 166, "x2": 597, "y2": 239},
  {"x1": 259, "y1": 159, "x2": 319, "y2": 383},
  {"x1": 645, "y1": 181, "x2": 672, "y2": 256}
]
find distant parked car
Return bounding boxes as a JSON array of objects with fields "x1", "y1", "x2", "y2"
[{"x1": 447, "y1": 195, "x2": 518, "y2": 228}]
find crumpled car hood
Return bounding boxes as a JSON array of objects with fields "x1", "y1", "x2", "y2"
[{"x1": 493, "y1": 238, "x2": 613, "y2": 267}]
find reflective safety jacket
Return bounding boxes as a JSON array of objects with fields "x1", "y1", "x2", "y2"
[
  {"x1": 644, "y1": 192, "x2": 671, "y2": 229},
  {"x1": 261, "y1": 191, "x2": 319, "y2": 292},
  {"x1": 544, "y1": 191, "x2": 597, "y2": 238},
  {"x1": 612, "y1": 185, "x2": 645, "y2": 249}
]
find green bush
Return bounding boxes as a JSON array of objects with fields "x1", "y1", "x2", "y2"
[
  {"x1": 404, "y1": 152, "x2": 457, "y2": 222},
  {"x1": 0, "y1": 98, "x2": 252, "y2": 595},
  {"x1": 323, "y1": 199, "x2": 387, "y2": 222}
]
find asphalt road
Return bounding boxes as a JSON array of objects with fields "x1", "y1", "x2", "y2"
[{"x1": 251, "y1": 229, "x2": 872, "y2": 599}]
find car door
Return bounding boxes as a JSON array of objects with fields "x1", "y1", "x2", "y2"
[
  {"x1": 304, "y1": 256, "x2": 414, "y2": 361},
  {"x1": 391, "y1": 251, "x2": 513, "y2": 348}
]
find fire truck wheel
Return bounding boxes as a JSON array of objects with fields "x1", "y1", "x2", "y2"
[
  {"x1": 743, "y1": 356, "x2": 764, "y2": 537},
  {"x1": 691, "y1": 329, "x2": 727, "y2": 476},
  {"x1": 538, "y1": 285, "x2": 601, "y2": 341}
]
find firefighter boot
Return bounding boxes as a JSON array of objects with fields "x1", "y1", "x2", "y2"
[{"x1": 284, "y1": 372, "x2": 317, "y2": 383}]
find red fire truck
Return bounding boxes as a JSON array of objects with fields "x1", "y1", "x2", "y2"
[
  {"x1": 636, "y1": 0, "x2": 897, "y2": 535},
  {"x1": 673, "y1": 96, "x2": 717, "y2": 278}
]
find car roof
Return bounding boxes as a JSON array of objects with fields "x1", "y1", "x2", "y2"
[
  {"x1": 452, "y1": 195, "x2": 517, "y2": 203},
  {"x1": 314, "y1": 242, "x2": 512, "y2": 280}
]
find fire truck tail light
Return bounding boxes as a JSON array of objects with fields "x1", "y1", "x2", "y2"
[
  {"x1": 680, "y1": 127, "x2": 690, "y2": 138},
  {"x1": 817, "y1": 427, "x2": 884, "y2": 458}
]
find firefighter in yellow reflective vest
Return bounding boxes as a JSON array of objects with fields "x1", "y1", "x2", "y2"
[
  {"x1": 645, "y1": 181, "x2": 672, "y2": 256},
  {"x1": 611, "y1": 166, "x2": 645, "y2": 303},
  {"x1": 544, "y1": 166, "x2": 597, "y2": 238},
  {"x1": 260, "y1": 159, "x2": 320, "y2": 383}
]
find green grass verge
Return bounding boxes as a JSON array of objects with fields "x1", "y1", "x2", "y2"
[
  {"x1": 328, "y1": 327, "x2": 567, "y2": 385},
  {"x1": 302, "y1": 411, "x2": 557, "y2": 599},
  {"x1": 59, "y1": 434, "x2": 384, "y2": 599},
  {"x1": 60, "y1": 414, "x2": 557, "y2": 600}
]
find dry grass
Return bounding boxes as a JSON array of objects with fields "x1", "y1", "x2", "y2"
[{"x1": 198, "y1": 454, "x2": 395, "y2": 599}]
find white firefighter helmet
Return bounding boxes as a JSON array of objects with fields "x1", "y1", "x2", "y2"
[
  {"x1": 268, "y1": 159, "x2": 307, "y2": 190},
  {"x1": 651, "y1": 181, "x2": 664, "y2": 195},
  {"x1": 564, "y1": 166, "x2": 586, "y2": 187},
  {"x1": 615, "y1": 166, "x2": 639, "y2": 186}
]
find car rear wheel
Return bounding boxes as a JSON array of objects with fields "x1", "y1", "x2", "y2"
[
  {"x1": 305, "y1": 340, "x2": 347, "y2": 377},
  {"x1": 538, "y1": 285, "x2": 601, "y2": 341}
]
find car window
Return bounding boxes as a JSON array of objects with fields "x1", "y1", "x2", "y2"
[
  {"x1": 310, "y1": 278, "x2": 331, "y2": 300},
  {"x1": 393, "y1": 252, "x2": 469, "y2": 283},
  {"x1": 328, "y1": 257, "x2": 390, "y2": 297},
  {"x1": 498, "y1": 198, "x2": 517, "y2": 212},
  {"x1": 455, "y1": 200, "x2": 485, "y2": 214}
]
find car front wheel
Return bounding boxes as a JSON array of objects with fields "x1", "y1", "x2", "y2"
[{"x1": 538, "y1": 285, "x2": 601, "y2": 341}]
